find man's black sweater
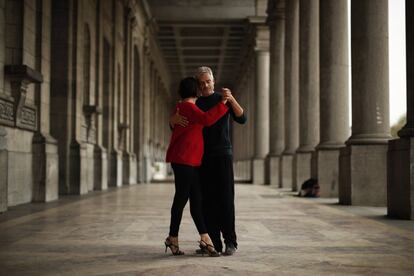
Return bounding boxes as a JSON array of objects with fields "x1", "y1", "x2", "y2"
[{"x1": 196, "y1": 92, "x2": 247, "y2": 157}]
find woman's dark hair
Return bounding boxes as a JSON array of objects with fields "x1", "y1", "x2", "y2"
[{"x1": 178, "y1": 77, "x2": 198, "y2": 99}]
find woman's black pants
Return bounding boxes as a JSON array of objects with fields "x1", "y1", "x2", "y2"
[{"x1": 169, "y1": 163, "x2": 207, "y2": 237}]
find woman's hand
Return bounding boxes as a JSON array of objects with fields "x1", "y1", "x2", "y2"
[{"x1": 170, "y1": 108, "x2": 189, "y2": 127}]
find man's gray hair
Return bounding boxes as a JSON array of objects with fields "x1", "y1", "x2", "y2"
[{"x1": 195, "y1": 66, "x2": 214, "y2": 80}]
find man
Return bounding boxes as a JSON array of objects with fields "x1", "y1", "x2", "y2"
[{"x1": 171, "y1": 66, "x2": 246, "y2": 255}]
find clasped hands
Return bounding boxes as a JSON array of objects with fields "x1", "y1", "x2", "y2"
[{"x1": 170, "y1": 88, "x2": 234, "y2": 128}]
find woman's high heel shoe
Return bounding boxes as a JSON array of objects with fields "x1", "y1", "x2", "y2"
[
  {"x1": 199, "y1": 240, "x2": 220, "y2": 257},
  {"x1": 164, "y1": 237, "x2": 185, "y2": 255}
]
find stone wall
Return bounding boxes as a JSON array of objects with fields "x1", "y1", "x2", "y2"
[{"x1": 0, "y1": 0, "x2": 172, "y2": 212}]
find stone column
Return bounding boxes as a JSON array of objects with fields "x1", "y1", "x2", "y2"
[
  {"x1": 0, "y1": 0, "x2": 6, "y2": 212},
  {"x1": 249, "y1": 63, "x2": 256, "y2": 182},
  {"x1": 71, "y1": 0, "x2": 89, "y2": 195},
  {"x1": 50, "y1": 0, "x2": 91, "y2": 195},
  {"x1": 122, "y1": 10, "x2": 136, "y2": 186},
  {"x1": 142, "y1": 58, "x2": 153, "y2": 183},
  {"x1": 266, "y1": 1, "x2": 285, "y2": 187},
  {"x1": 316, "y1": 0, "x2": 349, "y2": 198},
  {"x1": 109, "y1": 4, "x2": 123, "y2": 188},
  {"x1": 0, "y1": 127, "x2": 7, "y2": 212},
  {"x1": 252, "y1": 22, "x2": 270, "y2": 185},
  {"x1": 32, "y1": 0, "x2": 59, "y2": 203},
  {"x1": 282, "y1": 0, "x2": 300, "y2": 191},
  {"x1": 387, "y1": 0, "x2": 414, "y2": 219},
  {"x1": 0, "y1": 0, "x2": 4, "y2": 91},
  {"x1": 294, "y1": 0, "x2": 319, "y2": 190},
  {"x1": 128, "y1": 49, "x2": 137, "y2": 185},
  {"x1": 339, "y1": 0, "x2": 391, "y2": 206},
  {"x1": 93, "y1": 0, "x2": 108, "y2": 191}
]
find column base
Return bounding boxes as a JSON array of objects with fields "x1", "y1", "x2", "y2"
[
  {"x1": 294, "y1": 152, "x2": 313, "y2": 191},
  {"x1": 69, "y1": 141, "x2": 88, "y2": 195},
  {"x1": 136, "y1": 156, "x2": 143, "y2": 183},
  {"x1": 32, "y1": 133, "x2": 59, "y2": 202},
  {"x1": 122, "y1": 152, "x2": 136, "y2": 185},
  {"x1": 136, "y1": 153, "x2": 152, "y2": 184},
  {"x1": 388, "y1": 138, "x2": 414, "y2": 220},
  {"x1": 234, "y1": 160, "x2": 252, "y2": 182},
  {"x1": 129, "y1": 153, "x2": 137, "y2": 185},
  {"x1": 93, "y1": 145, "x2": 107, "y2": 191},
  {"x1": 266, "y1": 155, "x2": 281, "y2": 187},
  {"x1": 110, "y1": 149, "x2": 123, "y2": 187},
  {"x1": 153, "y1": 161, "x2": 168, "y2": 180},
  {"x1": 316, "y1": 148, "x2": 341, "y2": 198},
  {"x1": 339, "y1": 144, "x2": 387, "y2": 206},
  {"x1": 252, "y1": 158, "x2": 266, "y2": 185},
  {"x1": 142, "y1": 156, "x2": 152, "y2": 183},
  {"x1": 85, "y1": 143, "x2": 95, "y2": 192},
  {"x1": 281, "y1": 154, "x2": 294, "y2": 190}
]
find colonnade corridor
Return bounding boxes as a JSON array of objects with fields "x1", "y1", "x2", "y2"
[{"x1": 0, "y1": 183, "x2": 413, "y2": 275}]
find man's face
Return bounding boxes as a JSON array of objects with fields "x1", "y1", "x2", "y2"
[{"x1": 198, "y1": 73, "x2": 215, "y2": 96}]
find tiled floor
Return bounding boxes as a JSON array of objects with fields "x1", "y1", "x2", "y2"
[{"x1": 0, "y1": 184, "x2": 413, "y2": 275}]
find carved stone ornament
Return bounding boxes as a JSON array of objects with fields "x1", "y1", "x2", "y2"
[
  {"x1": 0, "y1": 96, "x2": 14, "y2": 127},
  {"x1": 254, "y1": 25, "x2": 270, "y2": 52},
  {"x1": 3, "y1": 65, "x2": 43, "y2": 131}
]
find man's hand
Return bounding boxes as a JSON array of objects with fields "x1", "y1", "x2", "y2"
[
  {"x1": 221, "y1": 88, "x2": 244, "y2": 117},
  {"x1": 221, "y1": 88, "x2": 235, "y2": 103},
  {"x1": 170, "y1": 108, "x2": 189, "y2": 127}
]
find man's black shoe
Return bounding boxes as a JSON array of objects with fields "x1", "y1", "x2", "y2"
[
  {"x1": 223, "y1": 244, "x2": 236, "y2": 256},
  {"x1": 195, "y1": 248, "x2": 222, "y2": 255}
]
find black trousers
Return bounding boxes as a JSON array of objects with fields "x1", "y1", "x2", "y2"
[
  {"x1": 169, "y1": 163, "x2": 207, "y2": 237},
  {"x1": 199, "y1": 155, "x2": 237, "y2": 252}
]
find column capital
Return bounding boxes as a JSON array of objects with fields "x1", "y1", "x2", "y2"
[
  {"x1": 251, "y1": 23, "x2": 270, "y2": 52},
  {"x1": 248, "y1": 16, "x2": 267, "y2": 25}
]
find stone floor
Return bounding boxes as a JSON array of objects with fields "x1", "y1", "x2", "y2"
[{"x1": 0, "y1": 184, "x2": 414, "y2": 276}]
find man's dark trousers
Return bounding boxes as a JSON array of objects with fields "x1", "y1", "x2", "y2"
[{"x1": 199, "y1": 154, "x2": 237, "y2": 252}]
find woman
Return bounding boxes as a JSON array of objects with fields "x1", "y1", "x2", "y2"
[{"x1": 165, "y1": 76, "x2": 229, "y2": 257}]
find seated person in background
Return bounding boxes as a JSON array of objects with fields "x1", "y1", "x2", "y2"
[{"x1": 298, "y1": 178, "x2": 320, "y2": 197}]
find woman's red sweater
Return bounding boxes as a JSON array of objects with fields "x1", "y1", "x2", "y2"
[{"x1": 166, "y1": 101, "x2": 228, "y2": 166}]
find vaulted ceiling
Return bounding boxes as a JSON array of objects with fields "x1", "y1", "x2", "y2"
[{"x1": 147, "y1": 0, "x2": 262, "y2": 90}]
